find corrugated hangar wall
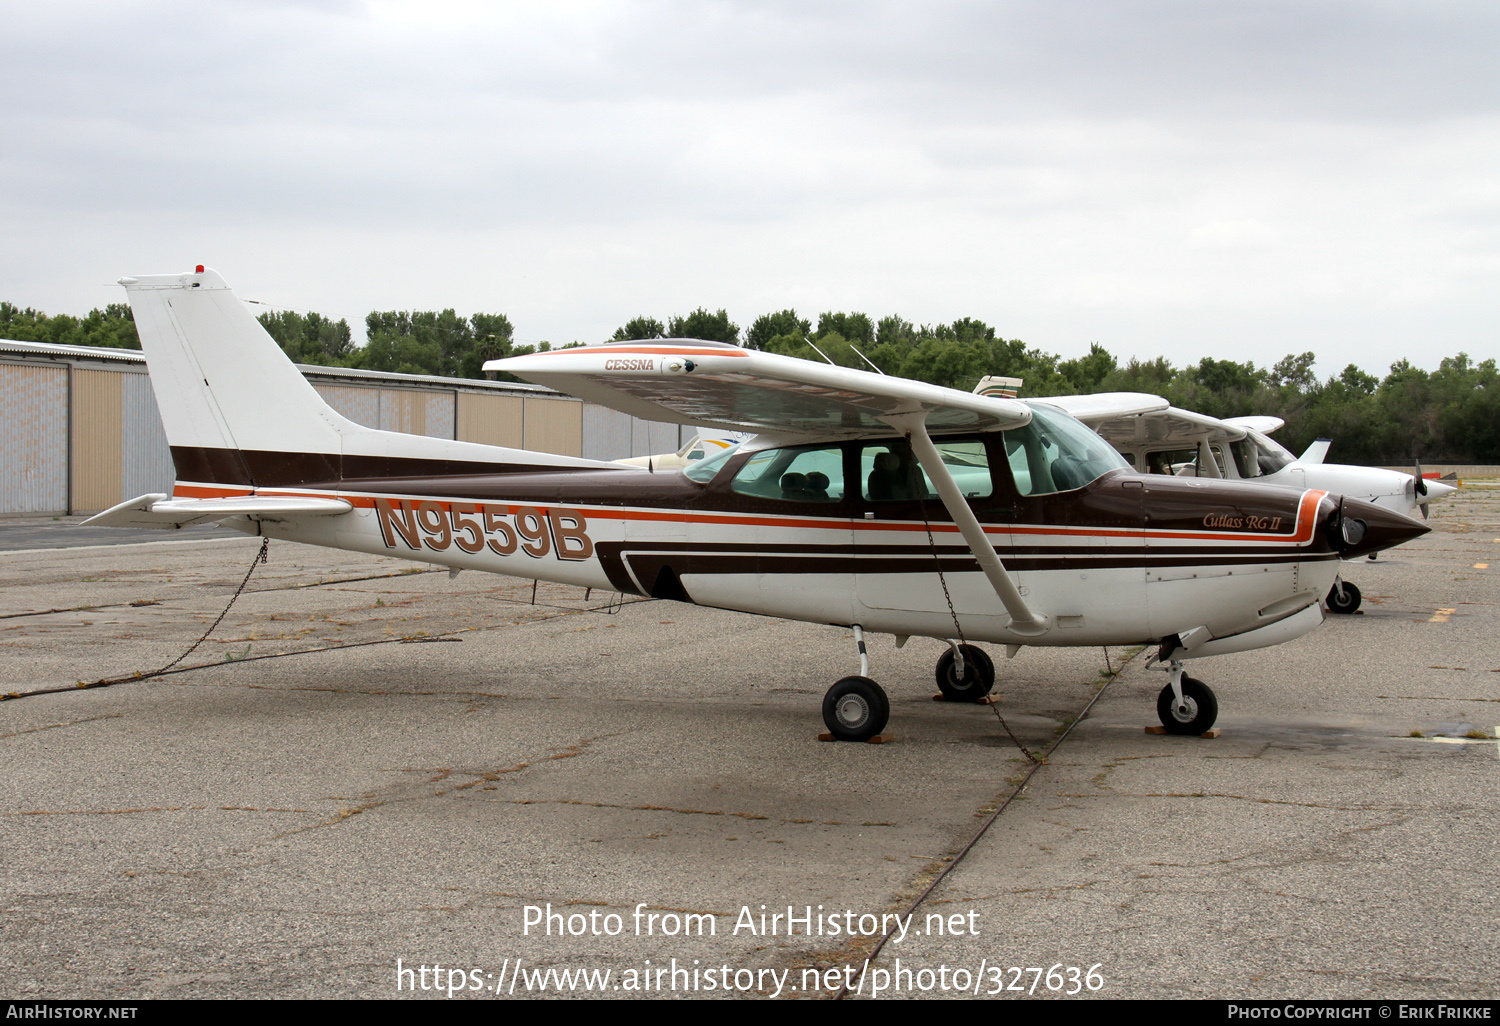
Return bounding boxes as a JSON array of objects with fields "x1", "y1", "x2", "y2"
[
  {"x1": 0, "y1": 344, "x2": 689, "y2": 515},
  {"x1": 69, "y1": 368, "x2": 124, "y2": 514},
  {"x1": 0, "y1": 363, "x2": 68, "y2": 514}
]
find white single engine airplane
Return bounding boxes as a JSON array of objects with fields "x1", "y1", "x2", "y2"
[
  {"x1": 1064, "y1": 401, "x2": 1457, "y2": 614},
  {"x1": 88, "y1": 268, "x2": 1427, "y2": 741}
]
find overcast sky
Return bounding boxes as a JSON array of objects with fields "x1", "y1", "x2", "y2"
[{"x1": 2, "y1": 1, "x2": 1496, "y2": 377}]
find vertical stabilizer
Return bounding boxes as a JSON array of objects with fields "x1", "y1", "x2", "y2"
[
  {"x1": 118, "y1": 268, "x2": 350, "y2": 458},
  {"x1": 1300, "y1": 438, "x2": 1331, "y2": 464}
]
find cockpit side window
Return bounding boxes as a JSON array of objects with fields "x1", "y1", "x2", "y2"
[
  {"x1": 859, "y1": 438, "x2": 993, "y2": 502},
  {"x1": 729, "y1": 445, "x2": 845, "y2": 502},
  {"x1": 1144, "y1": 448, "x2": 1198, "y2": 475}
]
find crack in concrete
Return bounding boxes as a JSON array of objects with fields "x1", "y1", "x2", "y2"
[
  {"x1": 266, "y1": 735, "x2": 612, "y2": 840},
  {"x1": 1125, "y1": 791, "x2": 1409, "y2": 810},
  {"x1": 505, "y1": 798, "x2": 773, "y2": 821},
  {"x1": 0, "y1": 714, "x2": 122, "y2": 740},
  {"x1": 6, "y1": 805, "x2": 308, "y2": 817}
]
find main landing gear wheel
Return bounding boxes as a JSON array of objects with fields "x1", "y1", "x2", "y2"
[
  {"x1": 822, "y1": 676, "x2": 890, "y2": 742},
  {"x1": 935, "y1": 644, "x2": 996, "y2": 702},
  {"x1": 1327, "y1": 581, "x2": 1362, "y2": 614},
  {"x1": 1156, "y1": 676, "x2": 1218, "y2": 735}
]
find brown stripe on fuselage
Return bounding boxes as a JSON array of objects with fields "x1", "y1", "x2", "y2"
[
  {"x1": 167, "y1": 445, "x2": 1336, "y2": 555},
  {"x1": 169, "y1": 446, "x2": 628, "y2": 492},
  {"x1": 598, "y1": 540, "x2": 1333, "y2": 584}
]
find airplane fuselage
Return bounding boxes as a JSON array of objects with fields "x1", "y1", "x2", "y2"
[{"x1": 169, "y1": 436, "x2": 1404, "y2": 652}]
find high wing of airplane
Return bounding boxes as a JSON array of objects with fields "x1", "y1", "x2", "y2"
[
  {"x1": 89, "y1": 268, "x2": 1427, "y2": 742},
  {"x1": 1081, "y1": 402, "x2": 1456, "y2": 614}
]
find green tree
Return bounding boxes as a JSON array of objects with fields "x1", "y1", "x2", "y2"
[
  {"x1": 746, "y1": 310, "x2": 809, "y2": 351},
  {"x1": 612, "y1": 316, "x2": 665, "y2": 341},
  {"x1": 78, "y1": 303, "x2": 141, "y2": 349},
  {"x1": 1269, "y1": 352, "x2": 1317, "y2": 392},
  {"x1": 0, "y1": 301, "x2": 141, "y2": 349},
  {"x1": 357, "y1": 309, "x2": 509, "y2": 379},
  {"x1": 465, "y1": 312, "x2": 516, "y2": 379},
  {"x1": 257, "y1": 309, "x2": 354, "y2": 366},
  {"x1": 897, "y1": 336, "x2": 989, "y2": 391},
  {"x1": 668, "y1": 308, "x2": 739, "y2": 344},
  {"x1": 816, "y1": 311, "x2": 873, "y2": 347},
  {"x1": 1100, "y1": 356, "x2": 1176, "y2": 393},
  {"x1": 1059, "y1": 343, "x2": 1117, "y2": 391}
]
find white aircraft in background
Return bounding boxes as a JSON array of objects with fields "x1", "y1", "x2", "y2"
[
  {"x1": 88, "y1": 268, "x2": 1426, "y2": 742},
  {"x1": 1047, "y1": 400, "x2": 1458, "y2": 614},
  {"x1": 615, "y1": 429, "x2": 751, "y2": 470}
]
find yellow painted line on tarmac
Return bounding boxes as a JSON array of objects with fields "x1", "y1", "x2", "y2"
[
  {"x1": 1475, "y1": 563, "x2": 1490, "y2": 569},
  {"x1": 1428, "y1": 608, "x2": 1457, "y2": 622}
]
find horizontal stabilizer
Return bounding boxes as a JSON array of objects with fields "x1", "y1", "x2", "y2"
[{"x1": 84, "y1": 493, "x2": 353, "y2": 529}]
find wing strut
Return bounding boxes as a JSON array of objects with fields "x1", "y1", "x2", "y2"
[{"x1": 885, "y1": 413, "x2": 1050, "y2": 637}]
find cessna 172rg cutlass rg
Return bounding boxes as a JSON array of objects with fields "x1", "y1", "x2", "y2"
[{"x1": 88, "y1": 269, "x2": 1427, "y2": 741}]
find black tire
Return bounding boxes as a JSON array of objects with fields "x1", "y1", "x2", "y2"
[
  {"x1": 822, "y1": 676, "x2": 890, "y2": 742},
  {"x1": 1327, "y1": 581, "x2": 1362, "y2": 614},
  {"x1": 1156, "y1": 677, "x2": 1218, "y2": 735},
  {"x1": 935, "y1": 644, "x2": 996, "y2": 702}
]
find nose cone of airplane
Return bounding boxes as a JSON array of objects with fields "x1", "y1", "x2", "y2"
[
  {"x1": 1329, "y1": 495, "x2": 1430, "y2": 558},
  {"x1": 1422, "y1": 479, "x2": 1460, "y2": 503}
]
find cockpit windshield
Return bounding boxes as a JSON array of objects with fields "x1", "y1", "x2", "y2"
[
  {"x1": 683, "y1": 441, "x2": 742, "y2": 483},
  {"x1": 1246, "y1": 429, "x2": 1294, "y2": 475},
  {"x1": 1004, "y1": 404, "x2": 1131, "y2": 495}
]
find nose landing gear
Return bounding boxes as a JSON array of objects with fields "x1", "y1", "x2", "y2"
[
  {"x1": 1326, "y1": 579, "x2": 1362, "y2": 614},
  {"x1": 822, "y1": 675, "x2": 890, "y2": 742},
  {"x1": 820, "y1": 625, "x2": 892, "y2": 741},
  {"x1": 1155, "y1": 660, "x2": 1218, "y2": 735}
]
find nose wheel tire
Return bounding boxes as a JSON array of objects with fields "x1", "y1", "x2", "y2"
[
  {"x1": 822, "y1": 676, "x2": 890, "y2": 742},
  {"x1": 1156, "y1": 676, "x2": 1218, "y2": 735},
  {"x1": 1327, "y1": 581, "x2": 1362, "y2": 614},
  {"x1": 935, "y1": 644, "x2": 996, "y2": 702}
]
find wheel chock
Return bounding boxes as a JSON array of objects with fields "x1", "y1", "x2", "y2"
[
  {"x1": 1145, "y1": 725, "x2": 1221, "y2": 738},
  {"x1": 818, "y1": 731, "x2": 895, "y2": 743}
]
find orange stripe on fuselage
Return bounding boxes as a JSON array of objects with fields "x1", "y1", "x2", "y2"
[
  {"x1": 552, "y1": 346, "x2": 749, "y2": 358},
  {"x1": 174, "y1": 484, "x2": 253, "y2": 499}
]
